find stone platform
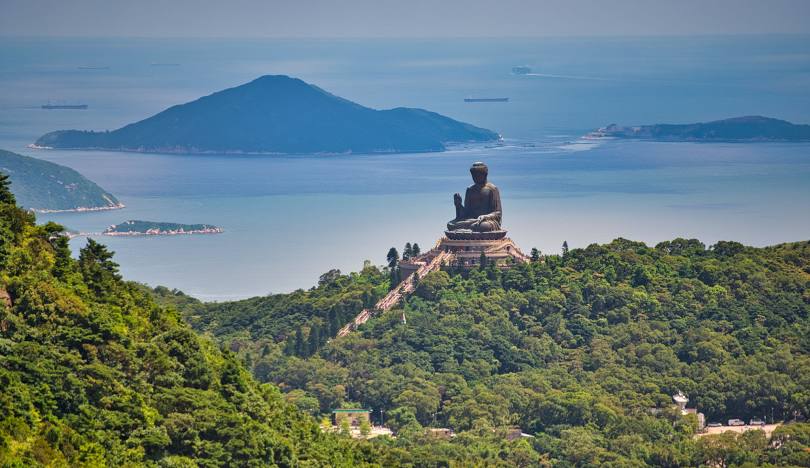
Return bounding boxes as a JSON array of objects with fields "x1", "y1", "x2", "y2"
[
  {"x1": 400, "y1": 232, "x2": 530, "y2": 279},
  {"x1": 444, "y1": 229, "x2": 507, "y2": 240}
]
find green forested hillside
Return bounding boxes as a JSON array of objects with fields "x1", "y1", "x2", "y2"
[
  {"x1": 176, "y1": 237, "x2": 810, "y2": 466},
  {"x1": 7, "y1": 154, "x2": 806, "y2": 466},
  {"x1": 0, "y1": 175, "x2": 385, "y2": 466},
  {"x1": 0, "y1": 149, "x2": 121, "y2": 212},
  {"x1": 177, "y1": 268, "x2": 389, "y2": 356}
]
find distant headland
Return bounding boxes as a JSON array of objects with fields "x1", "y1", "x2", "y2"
[
  {"x1": 587, "y1": 116, "x2": 810, "y2": 142},
  {"x1": 0, "y1": 149, "x2": 123, "y2": 212},
  {"x1": 33, "y1": 75, "x2": 500, "y2": 155}
]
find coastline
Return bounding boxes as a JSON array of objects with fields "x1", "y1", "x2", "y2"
[
  {"x1": 103, "y1": 226, "x2": 223, "y2": 236},
  {"x1": 32, "y1": 202, "x2": 125, "y2": 214},
  {"x1": 67, "y1": 227, "x2": 223, "y2": 239},
  {"x1": 27, "y1": 137, "x2": 503, "y2": 157},
  {"x1": 581, "y1": 134, "x2": 810, "y2": 143}
]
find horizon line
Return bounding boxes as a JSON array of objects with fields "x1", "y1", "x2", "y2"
[{"x1": 2, "y1": 32, "x2": 809, "y2": 41}]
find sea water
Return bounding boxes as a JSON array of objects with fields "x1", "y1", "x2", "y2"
[{"x1": 1, "y1": 36, "x2": 808, "y2": 299}]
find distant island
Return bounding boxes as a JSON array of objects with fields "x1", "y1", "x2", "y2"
[
  {"x1": 0, "y1": 149, "x2": 123, "y2": 212},
  {"x1": 588, "y1": 116, "x2": 810, "y2": 142},
  {"x1": 34, "y1": 75, "x2": 500, "y2": 155},
  {"x1": 103, "y1": 220, "x2": 223, "y2": 236}
]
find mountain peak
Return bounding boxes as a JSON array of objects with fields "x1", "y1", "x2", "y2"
[{"x1": 248, "y1": 74, "x2": 306, "y2": 87}]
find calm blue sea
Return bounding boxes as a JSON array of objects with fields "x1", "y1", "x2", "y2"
[{"x1": 1, "y1": 36, "x2": 809, "y2": 299}]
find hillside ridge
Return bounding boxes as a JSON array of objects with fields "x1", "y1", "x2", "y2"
[
  {"x1": 0, "y1": 149, "x2": 122, "y2": 212},
  {"x1": 591, "y1": 115, "x2": 810, "y2": 141}
]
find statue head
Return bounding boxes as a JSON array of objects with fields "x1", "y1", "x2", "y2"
[{"x1": 470, "y1": 162, "x2": 488, "y2": 185}]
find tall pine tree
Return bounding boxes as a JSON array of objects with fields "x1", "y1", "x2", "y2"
[
  {"x1": 308, "y1": 324, "x2": 321, "y2": 356},
  {"x1": 294, "y1": 328, "x2": 305, "y2": 356},
  {"x1": 386, "y1": 247, "x2": 399, "y2": 268},
  {"x1": 78, "y1": 239, "x2": 122, "y2": 296},
  {"x1": 0, "y1": 172, "x2": 16, "y2": 205}
]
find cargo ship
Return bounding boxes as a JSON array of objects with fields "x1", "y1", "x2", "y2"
[
  {"x1": 464, "y1": 97, "x2": 509, "y2": 103},
  {"x1": 41, "y1": 104, "x2": 88, "y2": 110}
]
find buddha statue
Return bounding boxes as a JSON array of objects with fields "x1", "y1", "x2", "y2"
[{"x1": 447, "y1": 162, "x2": 503, "y2": 234}]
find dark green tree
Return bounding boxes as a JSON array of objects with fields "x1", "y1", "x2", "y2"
[
  {"x1": 412, "y1": 243, "x2": 421, "y2": 257},
  {"x1": 712, "y1": 240, "x2": 745, "y2": 257},
  {"x1": 0, "y1": 172, "x2": 16, "y2": 204},
  {"x1": 308, "y1": 324, "x2": 321, "y2": 356},
  {"x1": 78, "y1": 238, "x2": 121, "y2": 295},
  {"x1": 479, "y1": 251, "x2": 488, "y2": 270},
  {"x1": 530, "y1": 247, "x2": 541, "y2": 262},
  {"x1": 386, "y1": 247, "x2": 399, "y2": 268},
  {"x1": 387, "y1": 247, "x2": 401, "y2": 288},
  {"x1": 283, "y1": 334, "x2": 296, "y2": 355},
  {"x1": 632, "y1": 265, "x2": 651, "y2": 286},
  {"x1": 318, "y1": 268, "x2": 341, "y2": 286},
  {"x1": 562, "y1": 240, "x2": 569, "y2": 256},
  {"x1": 294, "y1": 327, "x2": 305, "y2": 356},
  {"x1": 403, "y1": 242, "x2": 413, "y2": 260},
  {"x1": 328, "y1": 309, "x2": 340, "y2": 337},
  {"x1": 390, "y1": 268, "x2": 401, "y2": 289},
  {"x1": 40, "y1": 222, "x2": 73, "y2": 279}
]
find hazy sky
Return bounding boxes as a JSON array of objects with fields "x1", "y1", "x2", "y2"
[{"x1": 2, "y1": 0, "x2": 809, "y2": 38}]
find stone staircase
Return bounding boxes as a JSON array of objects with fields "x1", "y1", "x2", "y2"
[{"x1": 336, "y1": 250, "x2": 452, "y2": 337}]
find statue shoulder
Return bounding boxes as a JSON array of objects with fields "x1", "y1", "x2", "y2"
[{"x1": 485, "y1": 182, "x2": 500, "y2": 192}]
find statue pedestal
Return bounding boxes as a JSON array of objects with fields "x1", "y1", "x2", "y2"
[
  {"x1": 444, "y1": 229, "x2": 507, "y2": 241},
  {"x1": 400, "y1": 232, "x2": 530, "y2": 279}
]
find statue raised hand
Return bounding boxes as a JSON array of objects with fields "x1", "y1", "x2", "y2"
[{"x1": 454, "y1": 192, "x2": 463, "y2": 218}]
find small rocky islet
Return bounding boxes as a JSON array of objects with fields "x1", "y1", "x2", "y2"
[{"x1": 103, "y1": 220, "x2": 223, "y2": 236}]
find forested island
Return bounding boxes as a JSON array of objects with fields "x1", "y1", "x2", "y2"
[
  {"x1": 34, "y1": 75, "x2": 499, "y2": 155},
  {"x1": 103, "y1": 220, "x2": 223, "y2": 236},
  {"x1": 2, "y1": 172, "x2": 808, "y2": 465},
  {"x1": 590, "y1": 115, "x2": 810, "y2": 141},
  {"x1": 0, "y1": 149, "x2": 122, "y2": 212}
]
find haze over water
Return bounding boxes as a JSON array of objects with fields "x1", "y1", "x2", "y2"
[{"x1": 1, "y1": 36, "x2": 809, "y2": 300}]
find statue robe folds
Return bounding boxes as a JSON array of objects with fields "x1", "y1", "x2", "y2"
[{"x1": 447, "y1": 182, "x2": 502, "y2": 232}]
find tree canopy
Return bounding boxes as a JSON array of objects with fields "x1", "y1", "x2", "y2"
[
  {"x1": 0, "y1": 192, "x2": 389, "y2": 466},
  {"x1": 171, "y1": 235, "x2": 810, "y2": 466}
]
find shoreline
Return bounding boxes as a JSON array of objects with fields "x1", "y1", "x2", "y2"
[
  {"x1": 67, "y1": 227, "x2": 223, "y2": 239},
  {"x1": 104, "y1": 227, "x2": 223, "y2": 236},
  {"x1": 27, "y1": 138, "x2": 502, "y2": 157},
  {"x1": 581, "y1": 133, "x2": 810, "y2": 143},
  {"x1": 32, "y1": 202, "x2": 125, "y2": 214}
]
